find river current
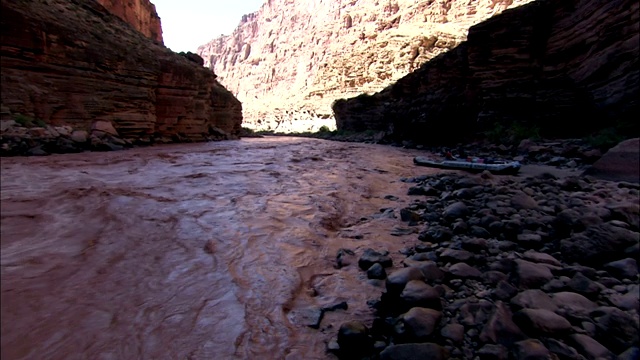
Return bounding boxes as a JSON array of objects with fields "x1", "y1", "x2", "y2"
[{"x1": 1, "y1": 137, "x2": 441, "y2": 359}]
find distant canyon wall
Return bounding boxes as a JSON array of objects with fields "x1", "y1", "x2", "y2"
[
  {"x1": 1, "y1": 0, "x2": 242, "y2": 145},
  {"x1": 97, "y1": 0, "x2": 163, "y2": 44},
  {"x1": 197, "y1": 0, "x2": 532, "y2": 133},
  {"x1": 333, "y1": 0, "x2": 640, "y2": 144}
]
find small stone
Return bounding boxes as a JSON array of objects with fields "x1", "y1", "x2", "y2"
[
  {"x1": 511, "y1": 191, "x2": 538, "y2": 210},
  {"x1": 367, "y1": 263, "x2": 386, "y2": 279},
  {"x1": 358, "y1": 248, "x2": 392, "y2": 270},
  {"x1": 443, "y1": 201, "x2": 469, "y2": 220},
  {"x1": 386, "y1": 267, "x2": 425, "y2": 294}
]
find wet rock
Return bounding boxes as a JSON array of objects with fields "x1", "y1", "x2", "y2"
[
  {"x1": 400, "y1": 280, "x2": 441, "y2": 310},
  {"x1": 591, "y1": 306, "x2": 639, "y2": 353},
  {"x1": 395, "y1": 307, "x2": 442, "y2": 341},
  {"x1": 476, "y1": 344, "x2": 509, "y2": 360},
  {"x1": 337, "y1": 321, "x2": 372, "y2": 357},
  {"x1": 443, "y1": 201, "x2": 469, "y2": 220},
  {"x1": 604, "y1": 258, "x2": 638, "y2": 279},
  {"x1": 513, "y1": 339, "x2": 552, "y2": 360},
  {"x1": 510, "y1": 289, "x2": 558, "y2": 312},
  {"x1": 335, "y1": 248, "x2": 355, "y2": 268},
  {"x1": 513, "y1": 308, "x2": 572, "y2": 336},
  {"x1": 400, "y1": 208, "x2": 421, "y2": 222},
  {"x1": 359, "y1": 248, "x2": 393, "y2": 270},
  {"x1": 288, "y1": 307, "x2": 324, "y2": 329},
  {"x1": 513, "y1": 259, "x2": 554, "y2": 289},
  {"x1": 479, "y1": 301, "x2": 525, "y2": 346},
  {"x1": 367, "y1": 263, "x2": 387, "y2": 279},
  {"x1": 568, "y1": 334, "x2": 615, "y2": 360},
  {"x1": 440, "y1": 323, "x2": 464, "y2": 344},
  {"x1": 386, "y1": 267, "x2": 425, "y2": 294},
  {"x1": 447, "y1": 263, "x2": 482, "y2": 279},
  {"x1": 380, "y1": 343, "x2": 448, "y2": 360}
]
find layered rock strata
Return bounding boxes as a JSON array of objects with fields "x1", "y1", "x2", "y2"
[
  {"x1": 333, "y1": 0, "x2": 640, "y2": 144},
  {"x1": 1, "y1": 0, "x2": 242, "y2": 155},
  {"x1": 96, "y1": 0, "x2": 163, "y2": 44},
  {"x1": 197, "y1": 0, "x2": 533, "y2": 132}
]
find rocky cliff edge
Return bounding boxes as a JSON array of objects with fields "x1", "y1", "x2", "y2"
[
  {"x1": 1, "y1": 0, "x2": 242, "y2": 155},
  {"x1": 333, "y1": 0, "x2": 639, "y2": 145}
]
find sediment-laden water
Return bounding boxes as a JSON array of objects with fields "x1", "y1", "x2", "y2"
[{"x1": 1, "y1": 137, "x2": 439, "y2": 359}]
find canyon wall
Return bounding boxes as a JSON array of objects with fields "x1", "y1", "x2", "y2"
[
  {"x1": 333, "y1": 0, "x2": 639, "y2": 144},
  {"x1": 1, "y1": 0, "x2": 241, "y2": 149},
  {"x1": 97, "y1": 0, "x2": 163, "y2": 44},
  {"x1": 197, "y1": 0, "x2": 532, "y2": 133}
]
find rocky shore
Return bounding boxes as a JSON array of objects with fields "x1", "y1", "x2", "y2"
[{"x1": 329, "y1": 169, "x2": 639, "y2": 359}]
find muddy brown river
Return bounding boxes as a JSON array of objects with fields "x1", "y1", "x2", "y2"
[{"x1": 1, "y1": 137, "x2": 443, "y2": 359}]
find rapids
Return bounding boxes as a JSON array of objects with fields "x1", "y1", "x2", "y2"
[{"x1": 0, "y1": 137, "x2": 440, "y2": 359}]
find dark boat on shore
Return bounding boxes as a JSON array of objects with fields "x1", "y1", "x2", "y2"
[{"x1": 414, "y1": 156, "x2": 521, "y2": 175}]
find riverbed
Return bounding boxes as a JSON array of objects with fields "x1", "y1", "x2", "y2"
[{"x1": 1, "y1": 137, "x2": 441, "y2": 359}]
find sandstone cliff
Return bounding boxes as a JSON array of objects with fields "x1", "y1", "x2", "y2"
[
  {"x1": 197, "y1": 0, "x2": 532, "y2": 133},
  {"x1": 1, "y1": 0, "x2": 241, "y2": 153},
  {"x1": 97, "y1": 0, "x2": 163, "y2": 44},
  {"x1": 333, "y1": 0, "x2": 640, "y2": 145}
]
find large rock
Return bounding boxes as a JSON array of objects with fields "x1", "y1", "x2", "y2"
[
  {"x1": 560, "y1": 222, "x2": 639, "y2": 265},
  {"x1": 333, "y1": 0, "x2": 639, "y2": 145},
  {"x1": 197, "y1": 0, "x2": 532, "y2": 133},
  {"x1": 583, "y1": 138, "x2": 640, "y2": 183},
  {"x1": 1, "y1": 0, "x2": 242, "y2": 149}
]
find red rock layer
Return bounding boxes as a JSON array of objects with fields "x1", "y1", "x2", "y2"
[
  {"x1": 96, "y1": 0, "x2": 163, "y2": 44},
  {"x1": 1, "y1": 0, "x2": 241, "y2": 142},
  {"x1": 333, "y1": 0, "x2": 639, "y2": 144}
]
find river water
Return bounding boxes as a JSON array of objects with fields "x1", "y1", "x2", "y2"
[{"x1": 1, "y1": 137, "x2": 442, "y2": 360}]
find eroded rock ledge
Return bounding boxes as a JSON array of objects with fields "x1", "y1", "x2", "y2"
[
  {"x1": 1, "y1": 0, "x2": 242, "y2": 155},
  {"x1": 333, "y1": 0, "x2": 639, "y2": 145}
]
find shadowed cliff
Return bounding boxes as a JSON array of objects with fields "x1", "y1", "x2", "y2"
[
  {"x1": 333, "y1": 0, "x2": 639, "y2": 145},
  {"x1": 1, "y1": 0, "x2": 242, "y2": 152}
]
